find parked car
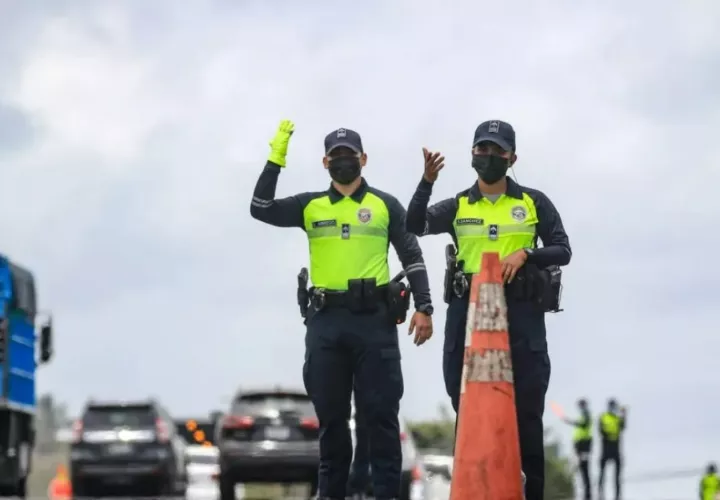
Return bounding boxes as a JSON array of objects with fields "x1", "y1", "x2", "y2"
[
  {"x1": 349, "y1": 400, "x2": 430, "y2": 500},
  {"x1": 69, "y1": 399, "x2": 187, "y2": 497},
  {"x1": 216, "y1": 386, "x2": 319, "y2": 500}
]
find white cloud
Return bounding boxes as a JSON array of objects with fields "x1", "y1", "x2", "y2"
[{"x1": 1, "y1": 1, "x2": 718, "y2": 494}]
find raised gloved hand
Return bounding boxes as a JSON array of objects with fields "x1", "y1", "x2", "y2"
[{"x1": 268, "y1": 119, "x2": 295, "y2": 167}]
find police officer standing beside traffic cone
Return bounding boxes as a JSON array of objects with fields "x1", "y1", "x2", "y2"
[
  {"x1": 405, "y1": 120, "x2": 571, "y2": 500},
  {"x1": 251, "y1": 120, "x2": 434, "y2": 500}
]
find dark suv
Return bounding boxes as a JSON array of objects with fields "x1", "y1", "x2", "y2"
[
  {"x1": 69, "y1": 399, "x2": 187, "y2": 497},
  {"x1": 217, "y1": 387, "x2": 320, "y2": 500}
]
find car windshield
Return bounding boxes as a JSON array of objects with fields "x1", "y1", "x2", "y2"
[
  {"x1": 83, "y1": 405, "x2": 155, "y2": 429},
  {"x1": 234, "y1": 394, "x2": 315, "y2": 417}
]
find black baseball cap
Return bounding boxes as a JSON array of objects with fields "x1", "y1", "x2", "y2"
[
  {"x1": 324, "y1": 128, "x2": 363, "y2": 154},
  {"x1": 472, "y1": 120, "x2": 516, "y2": 151}
]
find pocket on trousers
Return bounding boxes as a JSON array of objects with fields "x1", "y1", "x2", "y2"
[
  {"x1": 527, "y1": 335, "x2": 548, "y2": 353},
  {"x1": 302, "y1": 350, "x2": 312, "y2": 397},
  {"x1": 525, "y1": 336, "x2": 551, "y2": 390},
  {"x1": 380, "y1": 347, "x2": 404, "y2": 401}
]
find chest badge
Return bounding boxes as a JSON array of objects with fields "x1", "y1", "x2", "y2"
[
  {"x1": 357, "y1": 208, "x2": 372, "y2": 224},
  {"x1": 488, "y1": 224, "x2": 499, "y2": 241},
  {"x1": 511, "y1": 205, "x2": 527, "y2": 222}
]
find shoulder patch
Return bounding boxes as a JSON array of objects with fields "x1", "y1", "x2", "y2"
[
  {"x1": 311, "y1": 219, "x2": 337, "y2": 228},
  {"x1": 456, "y1": 218, "x2": 484, "y2": 226},
  {"x1": 510, "y1": 206, "x2": 527, "y2": 222},
  {"x1": 357, "y1": 208, "x2": 372, "y2": 224}
]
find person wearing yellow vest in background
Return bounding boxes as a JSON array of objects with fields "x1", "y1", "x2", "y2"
[
  {"x1": 700, "y1": 463, "x2": 719, "y2": 500},
  {"x1": 562, "y1": 398, "x2": 593, "y2": 500},
  {"x1": 406, "y1": 119, "x2": 572, "y2": 500},
  {"x1": 598, "y1": 398, "x2": 627, "y2": 500},
  {"x1": 250, "y1": 120, "x2": 434, "y2": 500},
  {"x1": 47, "y1": 464, "x2": 72, "y2": 500}
]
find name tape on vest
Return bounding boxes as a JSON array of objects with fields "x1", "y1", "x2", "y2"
[
  {"x1": 456, "y1": 218, "x2": 484, "y2": 225},
  {"x1": 311, "y1": 219, "x2": 337, "y2": 228}
]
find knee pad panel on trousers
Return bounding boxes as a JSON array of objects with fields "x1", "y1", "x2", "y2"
[
  {"x1": 302, "y1": 350, "x2": 312, "y2": 397},
  {"x1": 365, "y1": 346, "x2": 404, "y2": 412}
]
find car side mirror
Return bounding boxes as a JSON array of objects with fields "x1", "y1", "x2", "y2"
[{"x1": 39, "y1": 322, "x2": 53, "y2": 363}]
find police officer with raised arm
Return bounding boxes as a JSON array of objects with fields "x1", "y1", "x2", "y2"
[
  {"x1": 405, "y1": 120, "x2": 571, "y2": 500},
  {"x1": 563, "y1": 398, "x2": 593, "y2": 500},
  {"x1": 250, "y1": 120, "x2": 434, "y2": 500}
]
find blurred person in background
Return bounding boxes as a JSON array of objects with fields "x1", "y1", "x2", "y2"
[
  {"x1": 598, "y1": 398, "x2": 626, "y2": 500},
  {"x1": 700, "y1": 463, "x2": 719, "y2": 500},
  {"x1": 562, "y1": 398, "x2": 592, "y2": 500}
]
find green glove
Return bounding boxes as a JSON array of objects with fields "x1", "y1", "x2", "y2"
[{"x1": 268, "y1": 119, "x2": 295, "y2": 167}]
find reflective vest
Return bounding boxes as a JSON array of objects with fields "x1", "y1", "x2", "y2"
[
  {"x1": 600, "y1": 412, "x2": 621, "y2": 441},
  {"x1": 701, "y1": 473, "x2": 719, "y2": 500},
  {"x1": 453, "y1": 192, "x2": 538, "y2": 273},
  {"x1": 303, "y1": 192, "x2": 390, "y2": 290},
  {"x1": 573, "y1": 412, "x2": 592, "y2": 443}
]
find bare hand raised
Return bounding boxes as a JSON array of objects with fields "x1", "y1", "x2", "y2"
[{"x1": 422, "y1": 147, "x2": 445, "y2": 183}]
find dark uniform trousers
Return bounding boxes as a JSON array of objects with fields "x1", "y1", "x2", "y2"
[
  {"x1": 303, "y1": 303, "x2": 403, "y2": 500},
  {"x1": 444, "y1": 295, "x2": 551, "y2": 500},
  {"x1": 598, "y1": 442, "x2": 622, "y2": 500},
  {"x1": 574, "y1": 439, "x2": 592, "y2": 500},
  {"x1": 348, "y1": 403, "x2": 371, "y2": 495}
]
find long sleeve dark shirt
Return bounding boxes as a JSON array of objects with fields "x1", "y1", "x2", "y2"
[
  {"x1": 405, "y1": 177, "x2": 572, "y2": 268},
  {"x1": 250, "y1": 162, "x2": 432, "y2": 309}
]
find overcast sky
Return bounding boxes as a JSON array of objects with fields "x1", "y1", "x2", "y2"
[{"x1": 1, "y1": 0, "x2": 718, "y2": 497}]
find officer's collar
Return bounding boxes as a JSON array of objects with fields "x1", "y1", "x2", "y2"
[
  {"x1": 328, "y1": 177, "x2": 369, "y2": 204},
  {"x1": 467, "y1": 177, "x2": 523, "y2": 204}
]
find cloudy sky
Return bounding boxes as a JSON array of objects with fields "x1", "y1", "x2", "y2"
[{"x1": 1, "y1": 0, "x2": 718, "y2": 497}]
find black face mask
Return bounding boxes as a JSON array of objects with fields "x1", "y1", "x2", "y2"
[
  {"x1": 472, "y1": 154, "x2": 509, "y2": 184},
  {"x1": 328, "y1": 156, "x2": 361, "y2": 185}
]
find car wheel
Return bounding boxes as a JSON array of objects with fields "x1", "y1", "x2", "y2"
[
  {"x1": 173, "y1": 471, "x2": 188, "y2": 496},
  {"x1": 399, "y1": 475, "x2": 411, "y2": 500},
  {"x1": 15, "y1": 477, "x2": 27, "y2": 499},
  {"x1": 70, "y1": 479, "x2": 88, "y2": 500},
  {"x1": 219, "y1": 474, "x2": 236, "y2": 500},
  {"x1": 308, "y1": 475, "x2": 319, "y2": 499},
  {"x1": 158, "y1": 473, "x2": 176, "y2": 497}
]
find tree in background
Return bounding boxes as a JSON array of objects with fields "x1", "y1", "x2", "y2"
[
  {"x1": 543, "y1": 429, "x2": 575, "y2": 500},
  {"x1": 408, "y1": 405, "x2": 575, "y2": 499}
]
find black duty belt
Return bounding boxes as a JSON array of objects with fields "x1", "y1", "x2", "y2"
[
  {"x1": 309, "y1": 285, "x2": 390, "y2": 309},
  {"x1": 457, "y1": 272, "x2": 535, "y2": 300}
]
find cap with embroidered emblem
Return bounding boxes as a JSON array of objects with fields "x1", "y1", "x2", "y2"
[
  {"x1": 472, "y1": 120, "x2": 516, "y2": 151},
  {"x1": 325, "y1": 128, "x2": 364, "y2": 154}
]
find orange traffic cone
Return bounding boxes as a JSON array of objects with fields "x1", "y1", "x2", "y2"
[
  {"x1": 449, "y1": 252, "x2": 524, "y2": 500},
  {"x1": 47, "y1": 464, "x2": 72, "y2": 500}
]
